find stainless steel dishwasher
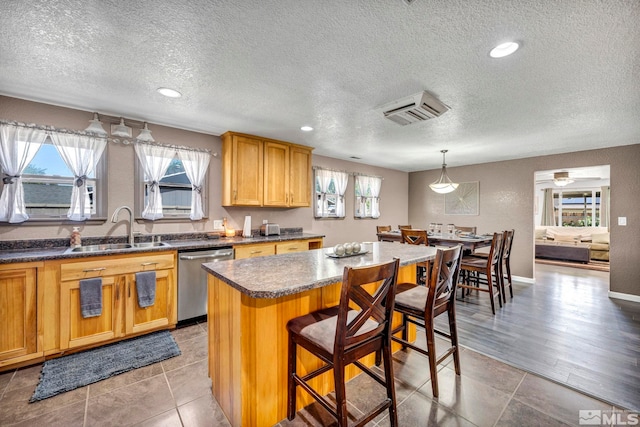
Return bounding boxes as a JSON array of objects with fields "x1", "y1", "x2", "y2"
[{"x1": 178, "y1": 247, "x2": 234, "y2": 324}]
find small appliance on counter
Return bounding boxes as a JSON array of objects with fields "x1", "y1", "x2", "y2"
[{"x1": 260, "y1": 223, "x2": 280, "y2": 236}]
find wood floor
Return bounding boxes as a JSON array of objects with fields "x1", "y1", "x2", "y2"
[{"x1": 436, "y1": 263, "x2": 640, "y2": 412}]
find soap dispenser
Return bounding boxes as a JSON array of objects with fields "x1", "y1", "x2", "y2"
[{"x1": 70, "y1": 227, "x2": 82, "y2": 247}]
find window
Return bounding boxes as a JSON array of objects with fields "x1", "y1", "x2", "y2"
[
  {"x1": 22, "y1": 143, "x2": 106, "y2": 219},
  {"x1": 354, "y1": 174, "x2": 382, "y2": 219},
  {"x1": 553, "y1": 189, "x2": 602, "y2": 226},
  {"x1": 135, "y1": 143, "x2": 210, "y2": 220},
  {"x1": 314, "y1": 168, "x2": 348, "y2": 218}
]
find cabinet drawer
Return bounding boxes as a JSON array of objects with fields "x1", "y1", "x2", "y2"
[
  {"x1": 275, "y1": 241, "x2": 308, "y2": 254},
  {"x1": 234, "y1": 243, "x2": 276, "y2": 259},
  {"x1": 60, "y1": 253, "x2": 175, "y2": 281}
]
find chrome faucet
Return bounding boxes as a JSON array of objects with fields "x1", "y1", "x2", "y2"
[{"x1": 111, "y1": 206, "x2": 135, "y2": 245}]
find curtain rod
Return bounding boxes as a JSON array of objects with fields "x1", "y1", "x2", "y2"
[
  {"x1": 1, "y1": 119, "x2": 215, "y2": 156},
  {"x1": 312, "y1": 166, "x2": 349, "y2": 173}
]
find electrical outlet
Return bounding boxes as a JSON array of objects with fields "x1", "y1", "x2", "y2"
[
  {"x1": 263, "y1": 219, "x2": 268, "y2": 224},
  {"x1": 213, "y1": 219, "x2": 223, "y2": 230},
  {"x1": 618, "y1": 217, "x2": 627, "y2": 226}
]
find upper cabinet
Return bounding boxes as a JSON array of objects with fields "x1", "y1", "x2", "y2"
[{"x1": 221, "y1": 132, "x2": 313, "y2": 207}]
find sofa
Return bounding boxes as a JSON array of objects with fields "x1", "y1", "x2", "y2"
[{"x1": 535, "y1": 226, "x2": 609, "y2": 261}]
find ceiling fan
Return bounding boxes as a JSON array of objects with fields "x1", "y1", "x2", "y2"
[{"x1": 536, "y1": 171, "x2": 602, "y2": 187}]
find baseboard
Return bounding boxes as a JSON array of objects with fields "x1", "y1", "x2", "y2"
[
  {"x1": 513, "y1": 275, "x2": 535, "y2": 284},
  {"x1": 608, "y1": 291, "x2": 640, "y2": 303}
]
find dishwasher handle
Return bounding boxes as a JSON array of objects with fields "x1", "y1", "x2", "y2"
[{"x1": 179, "y1": 251, "x2": 234, "y2": 261}]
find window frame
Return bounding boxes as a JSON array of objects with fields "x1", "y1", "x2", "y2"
[
  {"x1": 313, "y1": 168, "x2": 346, "y2": 219},
  {"x1": 354, "y1": 174, "x2": 381, "y2": 219},
  {"x1": 134, "y1": 155, "x2": 209, "y2": 221},
  {"x1": 10, "y1": 140, "x2": 108, "y2": 222}
]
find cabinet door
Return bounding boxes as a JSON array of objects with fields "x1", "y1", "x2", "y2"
[
  {"x1": 289, "y1": 146, "x2": 313, "y2": 207},
  {"x1": 126, "y1": 268, "x2": 176, "y2": 335},
  {"x1": 228, "y1": 134, "x2": 263, "y2": 206},
  {"x1": 60, "y1": 275, "x2": 124, "y2": 350},
  {"x1": 0, "y1": 266, "x2": 38, "y2": 364},
  {"x1": 234, "y1": 243, "x2": 276, "y2": 259},
  {"x1": 264, "y1": 141, "x2": 290, "y2": 206}
]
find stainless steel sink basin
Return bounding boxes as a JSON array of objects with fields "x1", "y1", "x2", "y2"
[
  {"x1": 65, "y1": 241, "x2": 171, "y2": 254},
  {"x1": 67, "y1": 243, "x2": 132, "y2": 253},
  {"x1": 132, "y1": 241, "x2": 171, "y2": 248}
]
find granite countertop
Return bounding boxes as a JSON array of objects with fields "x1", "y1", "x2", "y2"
[
  {"x1": 0, "y1": 232, "x2": 324, "y2": 264},
  {"x1": 201, "y1": 241, "x2": 437, "y2": 299}
]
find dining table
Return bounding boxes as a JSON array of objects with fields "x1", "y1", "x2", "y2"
[{"x1": 376, "y1": 230, "x2": 494, "y2": 252}]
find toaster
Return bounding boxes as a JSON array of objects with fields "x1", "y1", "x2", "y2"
[{"x1": 260, "y1": 223, "x2": 280, "y2": 236}]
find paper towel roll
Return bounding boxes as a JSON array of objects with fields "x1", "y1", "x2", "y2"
[{"x1": 242, "y1": 216, "x2": 252, "y2": 237}]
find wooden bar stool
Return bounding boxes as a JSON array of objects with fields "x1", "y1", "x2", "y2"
[
  {"x1": 287, "y1": 258, "x2": 400, "y2": 427},
  {"x1": 469, "y1": 229, "x2": 515, "y2": 303},
  {"x1": 390, "y1": 245, "x2": 464, "y2": 398},
  {"x1": 397, "y1": 224, "x2": 412, "y2": 230},
  {"x1": 458, "y1": 232, "x2": 503, "y2": 314},
  {"x1": 376, "y1": 225, "x2": 392, "y2": 233},
  {"x1": 400, "y1": 228, "x2": 430, "y2": 285}
]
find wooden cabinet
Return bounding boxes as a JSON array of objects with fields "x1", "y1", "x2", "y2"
[
  {"x1": 235, "y1": 238, "x2": 323, "y2": 259},
  {"x1": 222, "y1": 131, "x2": 313, "y2": 207},
  {"x1": 57, "y1": 252, "x2": 176, "y2": 350},
  {"x1": 0, "y1": 262, "x2": 43, "y2": 369}
]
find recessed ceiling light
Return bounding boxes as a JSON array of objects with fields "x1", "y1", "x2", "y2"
[
  {"x1": 300, "y1": 126, "x2": 313, "y2": 132},
  {"x1": 157, "y1": 87, "x2": 182, "y2": 98},
  {"x1": 489, "y1": 42, "x2": 519, "y2": 58}
]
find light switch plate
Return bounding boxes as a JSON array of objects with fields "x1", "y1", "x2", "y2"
[
  {"x1": 618, "y1": 217, "x2": 627, "y2": 226},
  {"x1": 213, "y1": 219, "x2": 224, "y2": 230}
]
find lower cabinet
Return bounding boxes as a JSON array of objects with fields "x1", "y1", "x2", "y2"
[
  {"x1": 58, "y1": 252, "x2": 177, "y2": 350},
  {"x1": 0, "y1": 262, "x2": 42, "y2": 369}
]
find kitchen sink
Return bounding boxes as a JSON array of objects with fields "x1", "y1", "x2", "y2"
[
  {"x1": 65, "y1": 241, "x2": 171, "y2": 254},
  {"x1": 67, "y1": 243, "x2": 132, "y2": 253},
  {"x1": 132, "y1": 241, "x2": 171, "y2": 248}
]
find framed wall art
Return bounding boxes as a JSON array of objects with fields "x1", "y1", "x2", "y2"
[{"x1": 444, "y1": 181, "x2": 479, "y2": 215}]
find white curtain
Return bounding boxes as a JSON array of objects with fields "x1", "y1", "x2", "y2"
[
  {"x1": 0, "y1": 124, "x2": 47, "y2": 223},
  {"x1": 354, "y1": 175, "x2": 368, "y2": 218},
  {"x1": 333, "y1": 170, "x2": 349, "y2": 218},
  {"x1": 600, "y1": 185, "x2": 610, "y2": 228},
  {"x1": 50, "y1": 133, "x2": 107, "y2": 221},
  {"x1": 134, "y1": 143, "x2": 175, "y2": 220},
  {"x1": 315, "y1": 168, "x2": 332, "y2": 217},
  {"x1": 541, "y1": 188, "x2": 556, "y2": 226},
  {"x1": 370, "y1": 176, "x2": 382, "y2": 219},
  {"x1": 178, "y1": 149, "x2": 210, "y2": 220}
]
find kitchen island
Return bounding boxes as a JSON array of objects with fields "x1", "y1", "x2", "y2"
[{"x1": 202, "y1": 241, "x2": 437, "y2": 427}]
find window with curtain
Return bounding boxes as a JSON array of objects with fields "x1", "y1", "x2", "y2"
[
  {"x1": 314, "y1": 168, "x2": 348, "y2": 218},
  {"x1": 0, "y1": 122, "x2": 107, "y2": 222},
  {"x1": 354, "y1": 174, "x2": 382, "y2": 219},
  {"x1": 135, "y1": 142, "x2": 210, "y2": 220}
]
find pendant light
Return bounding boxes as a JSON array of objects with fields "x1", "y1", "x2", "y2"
[
  {"x1": 84, "y1": 113, "x2": 108, "y2": 135},
  {"x1": 429, "y1": 150, "x2": 459, "y2": 194}
]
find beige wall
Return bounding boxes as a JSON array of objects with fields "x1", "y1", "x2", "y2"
[
  {"x1": 408, "y1": 144, "x2": 640, "y2": 297},
  {"x1": 0, "y1": 96, "x2": 409, "y2": 248}
]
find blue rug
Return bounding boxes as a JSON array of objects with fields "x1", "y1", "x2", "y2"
[{"x1": 30, "y1": 330, "x2": 181, "y2": 402}]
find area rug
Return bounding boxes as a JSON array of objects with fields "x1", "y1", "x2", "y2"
[
  {"x1": 535, "y1": 258, "x2": 610, "y2": 272},
  {"x1": 30, "y1": 330, "x2": 180, "y2": 402}
]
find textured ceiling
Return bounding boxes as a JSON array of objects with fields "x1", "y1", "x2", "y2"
[{"x1": 1, "y1": 1, "x2": 639, "y2": 172}]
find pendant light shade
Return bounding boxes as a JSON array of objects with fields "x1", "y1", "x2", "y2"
[
  {"x1": 111, "y1": 117, "x2": 132, "y2": 138},
  {"x1": 136, "y1": 122, "x2": 155, "y2": 142},
  {"x1": 429, "y1": 150, "x2": 459, "y2": 194},
  {"x1": 85, "y1": 113, "x2": 108, "y2": 135}
]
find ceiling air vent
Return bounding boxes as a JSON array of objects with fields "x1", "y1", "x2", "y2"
[{"x1": 380, "y1": 91, "x2": 450, "y2": 126}]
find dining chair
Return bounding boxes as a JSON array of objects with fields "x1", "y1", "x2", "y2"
[
  {"x1": 397, "y1": 224, "x2": 412, "y2": 230},
  {"x1": 287, "y1": 258, "x2": 400, "y2": 427},
  {"x1": 458, "y1": 232, "x2": 503, "y2": 314},
  {"x1": 377, "y1": 225, "x2": 392, "y2": 233},
  {"x1": 400, "y1": 228, "x2": 430, "y2": 285},
  {"x1": 469, "y1": 229, "x2": 514, "y2": 303},
  {"x1": 391, "y1": 245, "x2": 464, "y2": 398}
]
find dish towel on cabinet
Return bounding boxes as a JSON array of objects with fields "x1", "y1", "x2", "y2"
[
  {"x1": 79, "y1": 278, "x2": 103, "y2": 318},
  {"x1": 135, "y1": 271, "x2": 156, "y2": 308}
]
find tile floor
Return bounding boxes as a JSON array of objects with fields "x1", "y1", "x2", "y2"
[{"x1": 0, "y1": 319, "x2": 620, "y2": 426}]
